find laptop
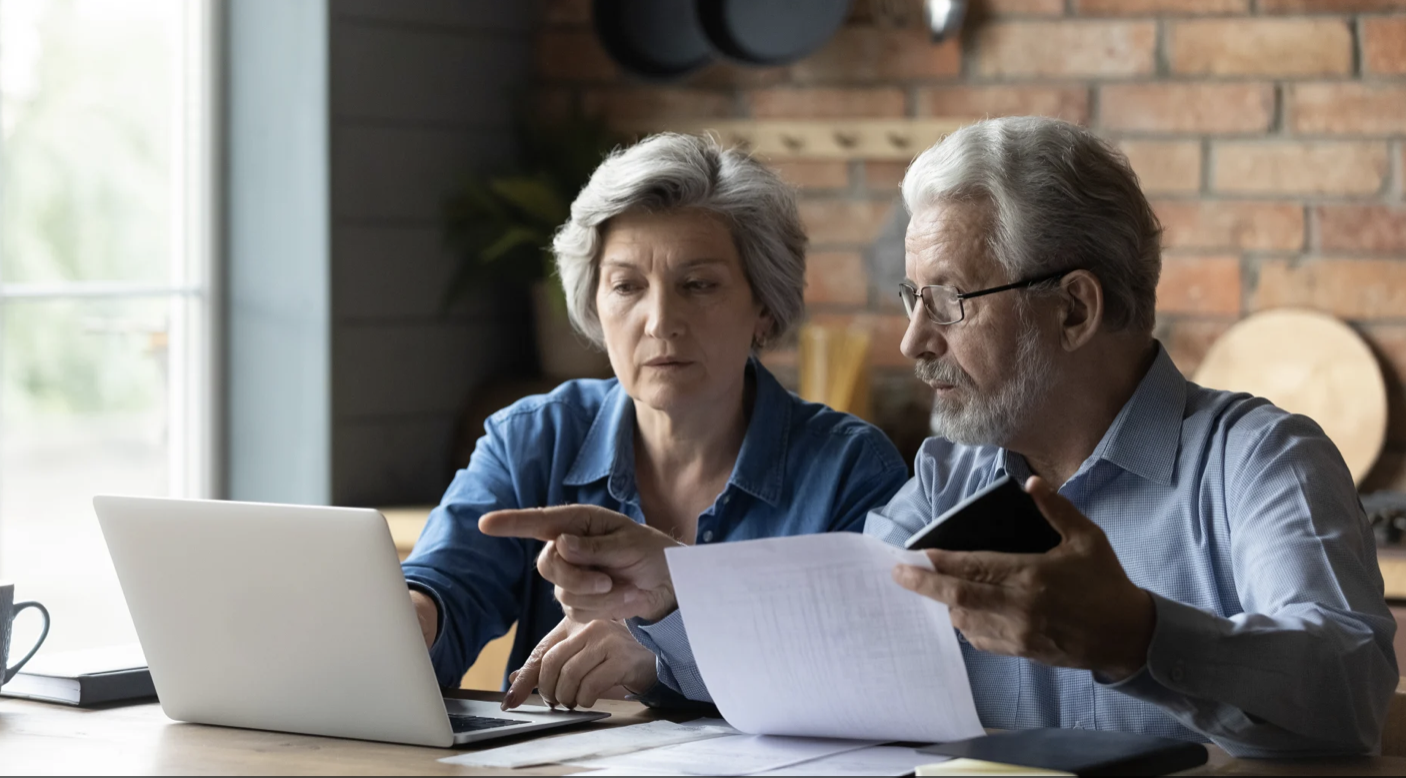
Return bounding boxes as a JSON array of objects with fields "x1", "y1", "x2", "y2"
[{"x1": 92, "y1": 495, "x2": 608, "y2": 747}]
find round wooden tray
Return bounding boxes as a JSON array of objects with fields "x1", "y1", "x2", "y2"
[{"x1": 1193, "y1": 308, "x2": 1388, "y2": 485}]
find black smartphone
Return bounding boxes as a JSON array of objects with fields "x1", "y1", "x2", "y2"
[{"x1": 903, "y1": 474, "x2": 1062, "y2": 554}]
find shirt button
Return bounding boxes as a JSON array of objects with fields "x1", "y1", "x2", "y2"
[
  {"x1": 702, "y1": 530, "x2": 715, "y2": 542},
  {"x1": 722, "y1": 495, "x2": 731, "y2": 505}
]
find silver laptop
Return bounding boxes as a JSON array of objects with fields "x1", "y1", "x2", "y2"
[{"x1": 93, "y1": 495, "x2": 607, "y2": 747}]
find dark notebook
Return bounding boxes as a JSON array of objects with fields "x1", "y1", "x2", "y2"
[
  {"x1": 920, "y1": 728, "x2": 1209, "y2": 777},
  {"x1": 1, "y1": 644, "x2": 155, "y2": 707}
]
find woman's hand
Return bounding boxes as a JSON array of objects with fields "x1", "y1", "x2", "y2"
[
  {"x1": 408, "y1": 589, "x2": 438, "y2": 649},
  {"x1": 502, "y1": 617, "x2": 657, "y2": 711},
  {"x1": 479, "y1": 505, "x2": 684, "y2": 623}
]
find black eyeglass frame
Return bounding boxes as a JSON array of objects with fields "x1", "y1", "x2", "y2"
[{"x1": 899, "y1": 269, "x2": 1074, "y2": 325}]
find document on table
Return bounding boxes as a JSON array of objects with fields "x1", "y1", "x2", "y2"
[
  {"x1": 665, "y1": 532, "x2": 984, "y2": 742},
  {"x1": 751, "y1": 745, "x2": 943, "y2": 776},
  {"x1": 437, "y1": 719, "x2": 733, "y2": 768},
  {"x1": 573, "y1": 733, "x2": 878, "y2": 776},
  {"x1": 568, "y1": 745, "x2": 940, "y2": 777}
]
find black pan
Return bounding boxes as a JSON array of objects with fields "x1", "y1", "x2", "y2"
[
  {"x1": 698, "y1": 0, "x2": 852, "y2": 66},
  {"x1": 593, "y1": 0, "x2": 714, "y2": 80}
]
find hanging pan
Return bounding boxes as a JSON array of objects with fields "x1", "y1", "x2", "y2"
[
  {"x1": 697, "y1": 0, "x2": 853, "y2": 66},
  {"x1": 593, "y1": 0, "x2": 714, "y2": 80}
]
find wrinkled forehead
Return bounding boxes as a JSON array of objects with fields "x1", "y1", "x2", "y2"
[{"x1": 904, "y1": 201, "x2": 1001, "y2": 288}]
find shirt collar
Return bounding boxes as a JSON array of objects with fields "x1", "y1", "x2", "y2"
[
  {"x1": 1090, "y1": 342, "x2": 1186, "y2": 486},
  {"x1": 562, "y1": 357, "x2": 792, "y2": 507},
  {"x1": 998, "y1": 342, "x2": 1185, "y2": 487}
]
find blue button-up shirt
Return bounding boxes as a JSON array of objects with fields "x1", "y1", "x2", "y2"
[
  {"x1": 866, "y1": 344, "x2": 1397, "y2": 757},
  {"x1": 402, "y1": 359, "x2": 909, "y2": 695}
]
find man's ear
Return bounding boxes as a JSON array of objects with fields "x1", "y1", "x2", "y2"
[{"x1": 1058, "y1": 270, "x2": 1103, "y2": 352}]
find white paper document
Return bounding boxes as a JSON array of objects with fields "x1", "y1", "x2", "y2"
[
  {"x1": 750, "y1": 745, "x2": 943, "y2": 776},
  {"x1": 437, "y1": 719, "x2": 733, "y2": 769},
  {"x1": 666, "y1": 532, "x2": 984, "y2": 742},
  {"x1": 574, "y1": 733, "x2": 878, "y2": 776}
]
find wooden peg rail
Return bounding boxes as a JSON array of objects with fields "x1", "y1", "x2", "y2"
[{"x1": 620, "y1": 119, "x2": 975, "y2": 160}]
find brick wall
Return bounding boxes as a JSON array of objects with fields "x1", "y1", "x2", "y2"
[{"x1": 536, "y1": 0, "x2": 1406, "y2": 489}]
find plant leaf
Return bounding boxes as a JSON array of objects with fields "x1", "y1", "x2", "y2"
[
  {"x1": 489, "y1": 177, "x2": 568, "y2": 226},
  {"x1": 479, "y1": 225, "x2": 546, "y2": 264}
]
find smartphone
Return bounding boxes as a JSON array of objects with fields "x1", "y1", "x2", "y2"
[{"x1": 903, "y1": 474, "x2": 1061, "y2": 554}]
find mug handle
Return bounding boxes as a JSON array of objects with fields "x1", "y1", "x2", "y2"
[{"x1": 3, "y1": 601, "x2": 51, "y2": 684}]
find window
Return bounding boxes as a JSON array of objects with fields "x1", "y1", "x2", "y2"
[{"x1": 0, "y1": 0, "x2": 217, "y2": 652}]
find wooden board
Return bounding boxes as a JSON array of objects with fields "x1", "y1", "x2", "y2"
[{"x1": 1193, "y1": 309, "x2": 1388, "y2": 485}]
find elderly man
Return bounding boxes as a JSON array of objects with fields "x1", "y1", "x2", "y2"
[{"x1": 484, "y1": 117, "x2": 1397, "y2": 757}]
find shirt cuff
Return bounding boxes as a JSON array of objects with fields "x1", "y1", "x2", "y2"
[
  {"x1": 1096, "y1": 592, "x2": 1212, "y2": 717},
  {"x1": 627, "y1": 610, "x2": 713, "y2": 702}
]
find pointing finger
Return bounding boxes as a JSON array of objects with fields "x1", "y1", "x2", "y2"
[{"x1": 479, "y1": 505, "x2": 634, "y2": 542}]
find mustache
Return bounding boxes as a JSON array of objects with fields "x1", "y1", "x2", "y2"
[{"x1": 914, "y1": 357, "x2": 972, "y2": 388}]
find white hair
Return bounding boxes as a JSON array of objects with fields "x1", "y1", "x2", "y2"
[
  {"x1": 901, "y1": 116, "x2": 1162, "y2": 335},
  {"x1": 552, "y1": 133, "x2": 807, "y2": 349}
]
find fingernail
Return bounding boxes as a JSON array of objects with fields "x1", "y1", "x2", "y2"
[{"x1": 592, "y1": 576, "x2": 611, "y2": 594}]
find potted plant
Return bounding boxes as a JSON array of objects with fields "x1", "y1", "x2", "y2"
[{"x1": 442, "y1": 113, "x2": 620, "y2": 380}]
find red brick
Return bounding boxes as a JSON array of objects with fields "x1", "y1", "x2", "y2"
[
  {"x1": 1261, "y1": 0, "x2": 1406, "y2": 10},
  {"x1": 799, "y1": 199, "x2": 895, "y2": 245},
  {"x1": 1360, "y1": 324, "x2": 1406, "y2": 448},
  {"x1": 916, "y1": 85, "x2": 1091, "y2": 124},
  {"x1": 1213, "y1": 141, "x2": 1388, "y2": 196},
  {"x1": 1119, "y1": 140, "x2": 1202, "y2": 195},
  {"x1": 1169, "y1": 19, "x2": 1353, "y2": 76},
  {"x1": 788, "y1": 27, "x2": 961, "y2": 83},
  {"x1": 1251, "y1": 258, "x2": 1406, "y2": 319},
  {"x1": 1153, "y1": 201, "x2": 1304, "y2": 251},
  {"x1": 1290, "y1": 83, "x2": 1406, "y2": 135},
  {"x1": 536, "y1": 30, "x2": 618, "y2": 82},
  {"x1": 974, "y1": 21, "x2": 1156, "y2": 78},
  {"x1": 687, "y1": 61, "x2": 790, "y2": 89},
  {"x1": 1077, "y1": 0, "x2": 1248, "y2": 12},
  {"x1": 1317, "y1": 206, "x2": 1406, "y2": 253},
  {"x1": 769, "y1": 159, "x2": 851, "y2": 191},
  {"x1": 1159, "y1": 317, "x2": 1236, "y2": 377},
  {"x1": 983, "y1": 0, "x2": 1066, "y2": 13},
  {"x1": 1100, "y1": 83, "x2": 1273, "y2": 134},
  {"x1": 542, "y1": 0, "x2": 590, "y2": 25},
  {"x1": 805, "y1": 252, "x2": 869, "y2": 306},
  {"x1": 582, "y1": 88, "x2": 734, "y2": 123},
  {"x1": 1365, "y1": 17, "x2": 1406, "y2": 75},
  {"x1": 864, "y1": 161, "x2": 908, "y2": 193},
  {"x1": 747, "y1": 88, "x2": 906, "y2": 119},
  {"x1": 1157, "y1": 255, "x2": 1242, "y2": 316}
]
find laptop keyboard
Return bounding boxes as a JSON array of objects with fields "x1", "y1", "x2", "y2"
[{"x1": 448, "y1": 713, "x2": 528, "y2": 734}]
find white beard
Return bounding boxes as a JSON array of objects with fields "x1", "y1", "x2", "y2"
[{"x1": 921, "y1": 319, "x2": 1055, "y2": 447}]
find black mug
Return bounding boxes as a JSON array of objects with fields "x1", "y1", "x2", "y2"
[{"x1": 1, "y1": 581, "x2": 50, "y2": 686}]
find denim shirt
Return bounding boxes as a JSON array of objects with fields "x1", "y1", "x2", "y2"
[
  {"x1": 866, "y1": 344, "x2": 1397, "y2": 757},
  {"x1": 402, "y1": 358, "x2": 908, "y2": 699}
]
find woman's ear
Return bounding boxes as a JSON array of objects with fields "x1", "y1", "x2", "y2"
[
  {"x1": 753, "y1": 311, "x2": 775, "y2": 350},
  {"x1": 1058, "y1": 270, "x2": 1103, "y2": 352}
]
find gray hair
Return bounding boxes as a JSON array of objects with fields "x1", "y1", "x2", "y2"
[
  {"x1": 901, "y1": 117, "x2": 1162, "y2": 335},
  {"x1": 552, "y1": 133, "x2": 807, "y2": 348}
]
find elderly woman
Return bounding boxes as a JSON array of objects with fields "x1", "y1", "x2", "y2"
[{"x1": 402, "y1": 133, "x2": 907, "y2": 710}]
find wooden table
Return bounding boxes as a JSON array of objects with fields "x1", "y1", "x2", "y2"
[{"x1": 4, "y1": 691, "x2": 1406, "y2": 776}]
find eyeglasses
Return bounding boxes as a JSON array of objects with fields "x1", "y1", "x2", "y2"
[{"x1": 899, "y1": 269, "x2": 1072, "y2": 325}]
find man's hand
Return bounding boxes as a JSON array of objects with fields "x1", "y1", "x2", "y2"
[
  {"x1": 409, "y1": 589, "x2": 438, "y2": 649},
  {"x1": 892, "y1": 476, "x2": 1156, "y2": 681},
  {"x1": 502, "y1": 617, "x2": 657, "y2": 711},
  {"x1": 479, "y1": 505, "x2": 684, "y2": 623}
]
